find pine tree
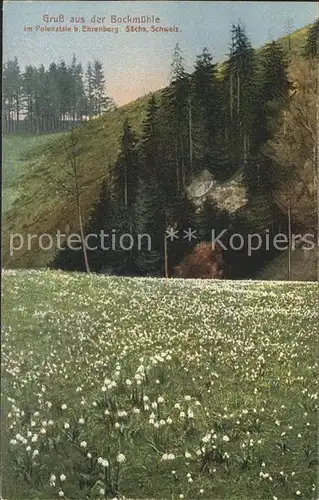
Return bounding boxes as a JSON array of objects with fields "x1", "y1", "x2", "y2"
[
  {"x1": 85, "y1": 63, "x2": 94, "y2": 118},
  {"x1": 224, "y1": 24, "x2": 256, "y2": 165},
  {"x1": 85, "y1": 180, "x2": 114, "y2": 272},
  {"x1": 133, "y1": 94, "x2": 167, "y2": 275},
  {"x1": 163, "y1": 44, "x2": 191, "y2": 193},
  {"x1": 109, "y1": 120, "x2": 140, "y2": 273},
  {"x1": 3, "y1": 58, "x2": 22, "y2": 132},
  {"x1": 133, "y1": 176, "x2": 165, "y2": 275},
  {"x1": 70, "y1": 54, "x2": 86, "y2": 124},
  {"x1": 254, "y1": 41, "x2": 290, "y2": 146},
  {"x1": 21, "y1": 65, "x2": 34, "y2": 132},
  {"x1": 32, "y1": 67, "x2": 41, "y2": 134},
  {"x1": 37, "y1": 64, "x2": 46, "y2": 133},
  {"x1": 57, "y1": 59, "x2": 72, "y2": 125},
  {"x1": 191, "y1": 48, "x2": 220, "y2": 174},
  {"x1": 115, "y1": 119, "x2": 139, "y2": 213},
  {"x1": 139, "y1": 94, "x2": 161, "y2": 179},
  {"x1": 92, "y1": 60, "x2": 109, "y2": 116},
  {"x1": 47, "y1": 62, "x2": 61, "y2": 131},
  {"x1": 246, "y1": 41, "x2": 290, "y2": 196}
]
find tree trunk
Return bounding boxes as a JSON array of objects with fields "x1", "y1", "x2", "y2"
[
  {"x1": 237, "y1": 72, "x2": 240, "y2": 114},
  {"x1": 288, "y1": 200, "x2": 292, "y2": 280},
  {"x1": 8, "y1": 99, "x2": 11, "y2": 133},
  {"x1": 175, "y1": 141, "x2": 180, "y2": 193},
  {"x1": 230, "y1": 73, "x2": 233, "y2": 122},
  {"x1": 189, "y1": 96, "x2": 193, "y2": 173},
  {"x1": 16, "y1": 95, "x2": 19, "y2": 132},
  {"x1": 124, "y1": 165, "x2": 128, "y2": 208},
  {"x1": 77, "y1": 203, "x2": 90, "y2": 273},
  {"x1": 180, "y1": 131, "x2": 186, "y2": 190},
  {"x1": 30, "y1": 98, "x2": 33, "y2": 133},
  {"x1": 316, "y1": 55, "x2": 319, "y2": 282},
  {"x1": 164, "y1": 232, "x2": 168, "y2": 278}
]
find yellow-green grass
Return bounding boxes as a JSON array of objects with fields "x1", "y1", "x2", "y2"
[{"x1": 2, "y1": 133, "x2": 64, "y2": 213}]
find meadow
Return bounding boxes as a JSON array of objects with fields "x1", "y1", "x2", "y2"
[
  {"x1": 2, "y1": 134, "x2": 64, "y2": 213},
  {"x1": 1, "y1": 270, "x2": 318, "y2": 499}
]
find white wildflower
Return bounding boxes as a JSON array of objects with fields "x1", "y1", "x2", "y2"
[{"x1": 117, "y1": 453, "x2": 126, "y2": 463}]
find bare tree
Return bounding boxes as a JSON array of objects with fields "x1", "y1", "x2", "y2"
[
  {"x1": 266, "y1": 60, "x2": 317, "y2": 227},
  {"x1": 49, "y1": 128, "x2": 91, "y2": 272},
  {"x1": 265, "y1": 59, "x2": 317, "y2": 279}
]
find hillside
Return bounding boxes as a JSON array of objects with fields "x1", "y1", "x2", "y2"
[
  {"x1": 2, "y1": 24, "x2": 313, "y2": 270},
  {"x1": 2, "y1": 133, "x2": 65, "y2": 213},
  {"x1": 2, "y1": 97, "x2": 150, "y2": 267},
  {"x1": 260, "y1": 247, "x2": 318, "y2": 281}
]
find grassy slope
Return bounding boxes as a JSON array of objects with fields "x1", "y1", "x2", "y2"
[
  {"x1": 2, "y1": 134, "x2": 63, "y2": 213},
  {"x1": 3, "y1": 98, "x2": 149, "y2": 267},
  {"x1": 261, "y1": 248, "x2": 317, "y2": 282},
  {"x1": 2, "y1": 25, "x2": 312, "y2": 269},
  {"x1": 276, "y1": 25, "x2": 311, "y2": 58},
  {"x1": 2, "y1": 270, "x2": 318, "y2": 499}
]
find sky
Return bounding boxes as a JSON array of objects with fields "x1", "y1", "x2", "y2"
[{"x1": 3, "y1": 1, "x2": 318, "y2": 105}]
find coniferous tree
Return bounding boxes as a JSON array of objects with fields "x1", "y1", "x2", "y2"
[
  {"x1": 85, "y1": 180, "x2": 115, "y2": 272},
  {"x1": 32, "y1": 67, "x2": 41, "y2": 134},
  {"x1": 109, "y1": 120, "x2": 139, "y2": 273},
  {"x1": 37, "y1": 65, "x2": 48, "y2": 133},
  {"x1": 3, "y1": 58, "x2": 22, "y2": 132},
  {"x1": 21, "y1": 65, "x2": 32, "y2": 132},
  {"x1": 191, "y1": 48, "x2": 220, "y2": 174},
  {"x1": 115, "y1": 119, "x2": 139, "y2": 214},
  {"x1": 47, "y1": 62, "x2": 61, "y2": 131},
  {"x1": 3, "y1": 56, "x2": 113, "y2": 133},
  {"x1": 224, "y1": 24, "x2": 256, "y2": 165},
  {"x1": 57, "y1": 59, "x2": 72, "y2": 125},
  {"x1": 92, "y1": 60, "x2": 110, "y2": 115},
  {"x1": 163, "y1": 44, "x2": 191, "y2": 193},
  {"x1": 2, "y1": 64, "x2": 10, "y2": 132},
  {"x1": 139, "y1": 94, "x2": 161, "y2": 180},
  {"x1": 246, "y1": 41, "x2": 290, "y2": 197},
  {"x1": 134, "y1": 94, "x2": 167, "y2": 275},
  {"x1": 70, "y1": 54, "x2": 87, "y2": 124},
  {"x1": 133, "y1": 176, "x2": 165, "y2": 275},
  {"x1": 85, "y1": 63, "x2": 94, "y2": 118},
  {"x1": 253, "y1": 41, "x2": 290, "y2": 150}
]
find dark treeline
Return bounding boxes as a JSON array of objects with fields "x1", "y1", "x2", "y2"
[
  {"x1": 2, "y1": 55, "x2": 116, "y2": 134},
  {"x1": 51, "y1": 21, "x2": 317, "y2": 278}
]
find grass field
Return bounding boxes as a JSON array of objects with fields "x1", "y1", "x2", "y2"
[
  {"x1": 2, "y1": 270, "x2": 318, "y2": 499},
  {"x1": 2, "y1": 134, "x2": 65, "y2": 213}
]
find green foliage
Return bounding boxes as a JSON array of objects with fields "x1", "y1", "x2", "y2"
[
  {"x1": 113, "y1": 119, "x2": 139, "y2": 213},
  {"x1": 2, "y1": 57, "x2": 114, "y2": 134},
  {"x1": 304, "y1": 19, "x2": 319, "y2": 59},
  {"x1": 252, "y1": 41, "x2": 290, "y2": 153},
  {"x1": 162, "y1": 44, "x2": 191, "y2": 192},
  {"x1": 191, "y1": 48, "x2": 221, "y2": 174},
  {"x1": 132, "y1": 176, "x2": 165, "y2": 276},
  {"x1": 224, "y1": 24, "x2": 257, "y2": 163}
]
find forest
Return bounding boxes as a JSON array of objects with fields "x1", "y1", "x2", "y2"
[
  {"x1": 3, "y1": 20, "x2": 318, "y2": 279},
  {"x1": 2, "y1": 56, "x2": 115, "y2": 133}
]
